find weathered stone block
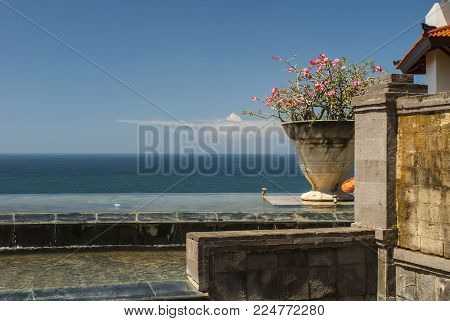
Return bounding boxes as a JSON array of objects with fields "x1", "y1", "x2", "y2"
[
  {"x1": 278, "y1": 250, "x2": 306, "y2": 268},
  {"x1": 209, "y1": 272, "x2": 246, "y2": 301},
  {"x1": 214, "y1": 252, "x2": 246, "y2": 273},
  {"x1": 416, "y1": 203, "x2": 430, "y2": 222},
  {"x1": 309, "y1": 266, "x2": 337, "y2": 299},
  {"x1": 247, "y1": 270, "x2": 278, "y2": 300},
  {"x1": 356, "y1": 141, "x2": 386, "y2": 162},
  {"x1": 379, "y1": 74, "x2": 414, "y2": 84},
  {"x1": 416, "y1": 272, "x2": 436, "y2": 301},
  {"x1": 435, "y1": 276, "x2": 450, "y2": 301},
  {"x1": 355, "y1": 112, "x2": 387, "y2": 140},
  {"x1": 398, "y1": 217, "x2": 418, "y2": 236},
  {"x1": 418, "y1": 187, "x2": 430, "y2": 204},
  {"x1": 429, "y1": 187, "x2": 442, "y2": 206},
  {"x1": 337, "y1": 246, "x2": 365, "y2": 265},
  {"x1": 308, "y1": 248, "x2": 337, "y2": 266},
  {"x1": 278, "y1": 268, "x2": 309, "y2": 300},
  {"x1": 247, "y1": 252, "x2": 277, "y2": 270},
  {"x1": 421, "y1": 237, "x2": 444, "y2": 256},
  {"x1": 428, "y1": 203, "x2": 442, "y2": 223},
  {"x1": 396, "y1": 266, "x2": 416, "y2": 300},
  {"x1": 354, "y1": 203, "x2": 387, "y2": 229},
  {"x1": 418, "y1": 220, "x2": 443, "y2": 241},
  {"x1": 337, "y1": 264, "x2": 366, "y2": 297},
  {"x1": 398, "y1": 234, "x2": 421, "y2": 251}
]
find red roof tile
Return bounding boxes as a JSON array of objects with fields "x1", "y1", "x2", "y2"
[{"x1": 427, "y1": 24, "x2": 450, "y2": 37}]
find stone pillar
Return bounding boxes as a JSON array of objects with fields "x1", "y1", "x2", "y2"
[{"x1": 351, "y1": 74, "x2": 427, "y2": 300}]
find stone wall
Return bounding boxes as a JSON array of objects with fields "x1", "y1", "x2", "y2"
[
  {"x1": 393, "y1": 92, "x2": 450, "y2": 301},
  {"x1": 396, "y1": 93, "x2": 449, "y2": 258},
  {"x1": 186, "y1": 227, "x2": 377, "y2": 300}
]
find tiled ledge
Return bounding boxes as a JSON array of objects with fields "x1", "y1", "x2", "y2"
[
  {"x1": 0, "y1": 211, "x2": 353, "y2": 249},
  {"x1": 0, "y1": 280, "x2": 206, "y2": 301},
  {"x1": 0, "y1": 210, "x2": 354, "y2": 225}
]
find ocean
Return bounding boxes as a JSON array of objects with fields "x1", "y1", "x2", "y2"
[{"x1": 0, "y1": 154, "x2": 310, "y2": 194}]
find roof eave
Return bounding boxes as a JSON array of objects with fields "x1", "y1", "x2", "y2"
[{"x1": 396, "y1": 37, "x2": 431, "y2": 74}]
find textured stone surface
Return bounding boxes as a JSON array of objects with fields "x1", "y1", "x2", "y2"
[
  {"x1": 247, "y1": 270, "x2": 278, "y2": 300},
  {"x1": 214, "y1": 252, "x2": 246, "y2": 273},
  {"x1": 416, "y1": 272, "x2": 436, "y2": 301},
  {"x1": 209, "y1": 272, "x2": 246, "y2": 301},
  {"x1": 395, "y1": 264, "x2": 450, "y2": 301},
  {"x1": 435, "y1": 277, "x2": 450, "y2": 301},
  {"x1": 396, "y1": 111, "x2": 449, "y2": 258},
  {"x1": 309, "y1": 266, "x2": 337, "y2": 299},
  {"x1": 337, "y1": 264, "x2": 366, "y2": 296},
  {"x1": 396, "y1": 266, "x2": 416, "y2": 300},
  {"x1": 278, "y1": 268, "x2": 309, "y2": 300},
  {"x1": 186, "y1": 227, "x2": 376, "y2": 300}
]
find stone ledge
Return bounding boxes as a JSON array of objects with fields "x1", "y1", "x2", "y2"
[
  {"x1": 0, "y1": 210, "x2": 354, "y2": 225},
  {"x1": 187, "y1": 227, "x2": 376, "y2": 294},
  {"x1": 396, "y1": 91, "x2": 450, "y2": 114},
  {"x1": 379, "y1": 74, "x2": 414, "y2": 84},
  {"x1": 394, "y1": 247, "x2": 450, "y2": 275},
  {"x1": 187, "y1": 227, "x2": 373, "y2": 243}
]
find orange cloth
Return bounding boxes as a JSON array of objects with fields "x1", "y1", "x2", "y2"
[{"x1": 342, "y1": 177, "x2": 355, "y2": 193}]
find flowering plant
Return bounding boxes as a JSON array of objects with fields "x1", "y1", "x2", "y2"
[{"x1": 244, "y1": 54, "x2": 382, "y2": 122}]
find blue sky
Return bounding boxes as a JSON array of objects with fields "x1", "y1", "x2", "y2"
[{"x1": 0, "y1": 0, "x2": 437, "y2": 153}]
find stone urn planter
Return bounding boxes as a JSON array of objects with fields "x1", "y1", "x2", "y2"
[{"x1": 282, "y1": 120, "x2": 354, "y2": 202}]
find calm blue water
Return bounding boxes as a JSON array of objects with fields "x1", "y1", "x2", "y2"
[{"x1": 0, "y1": 154, "x2": 309, "y2": 194}]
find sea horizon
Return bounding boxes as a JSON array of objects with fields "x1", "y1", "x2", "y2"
[{"x1": 0, "y1": 154, "x2": 318, "y2": 194}]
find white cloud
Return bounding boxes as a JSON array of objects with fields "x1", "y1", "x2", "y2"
[{"x1": 225, "y1": 113, "x2": 242, "y2": 122}]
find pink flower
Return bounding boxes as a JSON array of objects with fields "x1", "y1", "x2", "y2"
[
  {"x1": 314, "y1": 83, "x2": 325, "y2": 90},
  {"x1": 301, "y1": 68, "x2": 310, "y2": 76},
  {"x1": 288, "y1": 67, "x2": 297, "y2": 73},
  {"x1": 332, "y1": 58, "x2": 340, "y2": 66},
  {"x1": 326, "y1": 89, "x2": 336, "y2": 96},
  {"x1": 309, "y1": 59, "x2": 316, "y2": 66},
  {"x1": 271, "y1": 87, "x2": 278, "y2": 94},
  {"x1": 271, "y1": 56, "x2": 280, "y2": 60},
  {"x1": 316, "y1": 66, "x2": 323, "y2": 73},
  {"x1": 251, "y1": 96, "x2": 258, "y2": 101},
  {"x1": 319, "y1": 53, "x2": 326, "y2": 59},
  {"x1": 323, "y1": 57, "x2": 329, "y2": 63},
  {"x1": 374, "y1": 65, "x2": 382, "y2": 72}
]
